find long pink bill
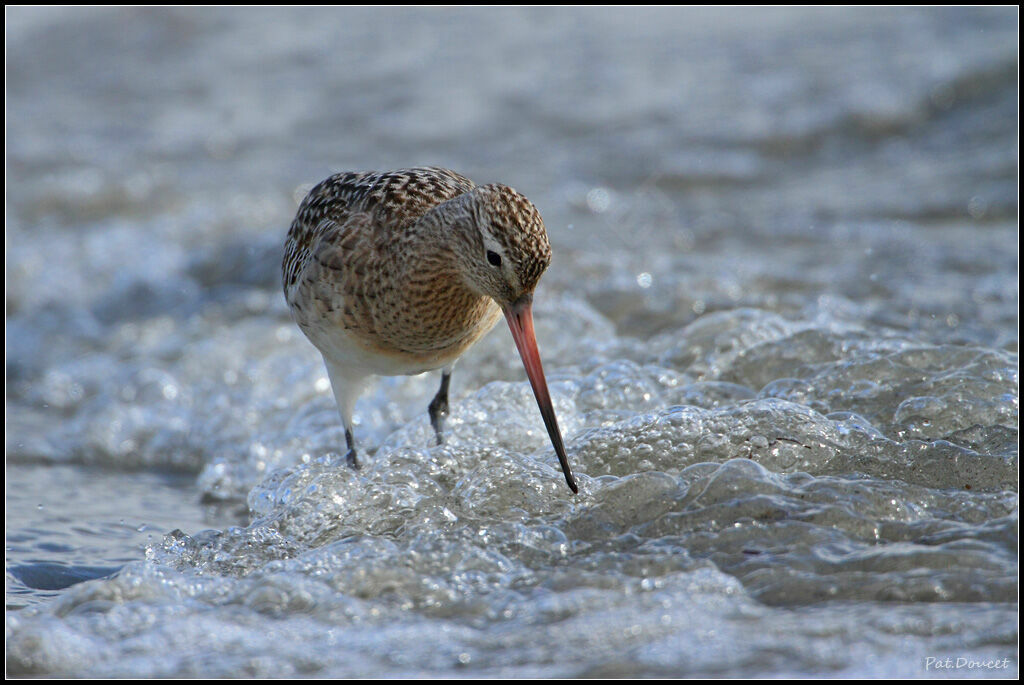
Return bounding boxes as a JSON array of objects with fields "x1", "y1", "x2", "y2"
[{"x1": 503, "y1": 294, "x2": 579, "y2": 494}]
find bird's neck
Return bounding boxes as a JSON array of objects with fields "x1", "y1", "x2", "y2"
[
  {"x1": 379, "y1": 196, "x2": 494, "y2": 354},
  {"x1": 412, "y1": 191, "x2": 476, "y2": 254},
  {"x1": 397, "y1": 194, "x2": 475, "y2": 287}
]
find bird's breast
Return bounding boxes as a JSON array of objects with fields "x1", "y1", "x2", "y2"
[{"x1": 299, "y1": 270, "x2": 502, "y2": 376}]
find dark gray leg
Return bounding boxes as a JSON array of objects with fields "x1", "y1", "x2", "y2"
[
  {"x1": 428, "y1": 369, "x2": 452, "y2": 446},
  {"x1": 345, "y1": 427, "x2": 360, "y2": 469}
]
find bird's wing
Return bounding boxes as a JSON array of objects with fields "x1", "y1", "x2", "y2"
[
  {"x1": 283, "y1": 167, "x2": 475, "y2": 296},
  {"x1": 288, "y1": 216, "x2": 379, "y2": 338},
  {"x1": 283, "y1": 167, "x2": 478, "y2": 346}
]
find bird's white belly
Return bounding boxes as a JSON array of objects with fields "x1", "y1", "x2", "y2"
[{"x1": 295, "y1": 300, "x2": 502, "y2": 378}]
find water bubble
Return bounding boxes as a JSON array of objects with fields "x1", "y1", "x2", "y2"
[
  {"x1": 636, "y1": 272, "x2": 652, "y2": 289},
  {"x1": 967, "y1": 196, "x2": 988, "y2": 219},
  {"x1": 293, "y1": 184, "x2": 314, "y2": 206},
  {"x1": 586, "y1": 188, "x2": 611, "y2": 213}
]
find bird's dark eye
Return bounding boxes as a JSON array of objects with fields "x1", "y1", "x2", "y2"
[{"x1": 486, "y1": 250, "x2": 502, "y2": 267}]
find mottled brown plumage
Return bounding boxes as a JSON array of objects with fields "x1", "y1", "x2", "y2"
[{"x1": 282, "y1": 167, "x2": 578, "y2": 493}]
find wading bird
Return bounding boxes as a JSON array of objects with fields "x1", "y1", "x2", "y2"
[{"x1": 283, "y1": 167, "x2": 578, "y2": 493}]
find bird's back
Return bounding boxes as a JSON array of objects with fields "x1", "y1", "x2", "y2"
[{"x1": 283, "y1": 167, "x2": 475, "y2": 297}]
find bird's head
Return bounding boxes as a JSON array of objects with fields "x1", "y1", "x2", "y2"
[
  {"x1": 445, "y1": 183, "x2": 577, "y2": 493},
  {"x1": 453, "y1": 183, "x2": 552, "y2": 308}
]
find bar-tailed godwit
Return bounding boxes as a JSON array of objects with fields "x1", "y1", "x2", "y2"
[{"x1": 282, "y1": 167, "x2": 579, "y2": 493}]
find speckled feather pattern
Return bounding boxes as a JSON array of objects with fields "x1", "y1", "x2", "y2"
[{"x1": 282, "y1": 167, "x2": 552, "y2": 375}]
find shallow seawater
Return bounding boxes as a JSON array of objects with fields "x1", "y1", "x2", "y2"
[
  {"x1": 5, "y1": 6, "x2": 1018, "y2": 678},
  {"x1": 5, "y1": 464, "x2": 244, "y2": 610}
]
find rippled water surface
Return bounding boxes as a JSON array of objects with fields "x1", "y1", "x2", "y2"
[{"x1": 6, "y1": 6, "x2": 1018, "y2": 678}]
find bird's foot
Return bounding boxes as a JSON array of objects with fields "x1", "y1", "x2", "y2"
[
  {"x1": 428, "y1": 395, "x2": 449, "y2": 446},
  {"x1": 343, "y1": 427, "x2": 360, "y2": 469},
  {"x1": 428, "y1": 371, "x2": 452, "y2": 447}
]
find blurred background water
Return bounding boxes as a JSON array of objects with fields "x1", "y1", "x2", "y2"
[{"x1": 5, "y1": 6, "x2": 1018, "y2": 678}]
